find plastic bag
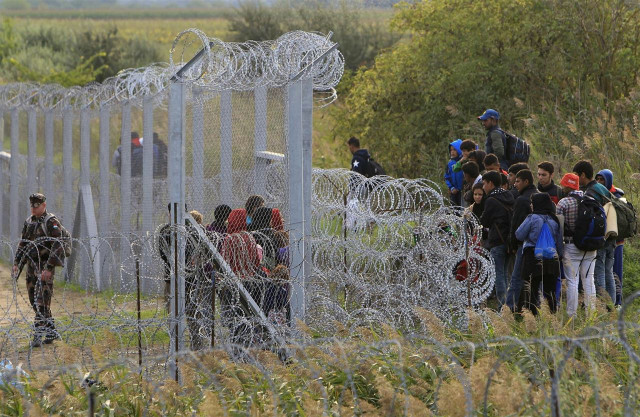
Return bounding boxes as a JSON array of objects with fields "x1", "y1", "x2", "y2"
[{"x1": 534, "y1": 221, "x2": 558, "y2": 260}]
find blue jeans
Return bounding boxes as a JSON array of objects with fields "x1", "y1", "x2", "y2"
[
  {"x1": 595, "y1": 240, "x2": 616, "y2": 303},
  {"x1": 614, "y1": 244, "x2": 624, "y2": 305},
  {"x1": 506, "y1": 245, "x2": 524, "y2": 311},
  {"x1": 490, "y1": 244, "x2": 508, "y2": 308}
]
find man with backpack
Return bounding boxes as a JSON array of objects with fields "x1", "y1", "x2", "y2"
[
  {"x1": 478, "y1": 109, "x2": 509, "y2": 171},
  {"x1": 596, "y1": 169, "x2": 634, "y2": 307},
  {"x1": 12, "y1": 193, "x2": 71, "y2": 347},
  {"x1": 557, "y1": 173, "x2": 602, "y2": 317},
  {"x1": 347, "y1": 136, "x2": 384, "y2": 178},
  {"x1": 481, "y1": 171, "x2": 515, "y2": 309},
  {"x1": 112, "y1": 132, "x2": 144, "y2": 177}
]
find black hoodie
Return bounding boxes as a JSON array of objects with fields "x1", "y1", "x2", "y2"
[
  {"x1": 351, "y1": 149, "x2": 371, "y2": 176},
  {"x1": 510, "y1": 184, "x2": 539, "y2": 247},
  {"x1": 481, "y1": 188, "x2": 515, "y2": 249}
]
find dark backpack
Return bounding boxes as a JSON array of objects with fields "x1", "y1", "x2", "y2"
[
  {"x1": 130, "y1": 144, "x2": 144, "y2": 177},
  {"x1": 499, "y1": 129, "x2": 530, "y2": 164},
  {"x1": 610, "y1": 197, "x2": 637, "y2": 240},
  {"x1": 570, "y1": 195, "x2": 606, "y2": 251},
  {"x1": 365, "y1": 157, "x2": 386, "y2": 178}
]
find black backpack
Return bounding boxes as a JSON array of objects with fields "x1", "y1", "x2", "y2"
[
  {"x1": 365, "y1": 157, "x2": 386, "y2": 178},
  {"x1": 570, "y1": 195, "x2": 606, "y2": 251},
  {"x1": 499, "y1": 129, "x2": 530, "y2": 164}
]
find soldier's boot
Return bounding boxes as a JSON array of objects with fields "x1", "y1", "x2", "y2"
[
  {"x1": 43, "y1": 319, "x2": 61, "y2": 344},
  {"x1": 30, "y1": 333, "x2": 43, "y2": 348}
]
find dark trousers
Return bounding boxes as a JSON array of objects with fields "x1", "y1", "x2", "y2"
[
  {"x1": 26, "y1": 269, "x2": 55, "y2": 335},
  {"x1": 518, "y1": 247, "x2": 560, "y2": 315},
  {"x1": 185, "y1": 273, "x2": 213, "y2": 350}
]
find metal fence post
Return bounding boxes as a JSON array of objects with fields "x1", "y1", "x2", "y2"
[
  {"x1": 287, "y1": 80, "x2": 305, "y2": 322},
  {"x1": 9, "y1": 109, "x2": 20, "y2": 244},
  {"x1": 27, "y1": 108, "x2": 36, "y2": 195},
  {"x1": 168, "y1": 81, "x2": 186, "y2": 382},
  {"x1": 120, "y1": 102, "x2": 132, "y2": 291}
]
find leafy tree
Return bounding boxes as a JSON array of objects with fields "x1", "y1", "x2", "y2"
[{"x1": 331, "y1": 0, "x2": 640, "y2": 179}]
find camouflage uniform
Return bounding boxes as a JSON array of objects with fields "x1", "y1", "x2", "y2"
[{"x1": 14, "y1": 207, "x2": 65, "y2": 344}]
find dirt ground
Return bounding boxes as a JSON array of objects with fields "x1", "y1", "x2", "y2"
[{"x1": 0, "y1": 263, "x2": 168, "y2": 371}]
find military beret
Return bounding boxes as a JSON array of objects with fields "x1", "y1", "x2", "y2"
[{"x1": 29, "y1": 193, "x2": 46, "y2": 203}]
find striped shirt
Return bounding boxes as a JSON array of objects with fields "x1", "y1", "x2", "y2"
[{"x1": 556, "y1": 190, "x2": 584, "y2": 234}]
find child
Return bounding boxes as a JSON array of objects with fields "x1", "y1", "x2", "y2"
[
  {"x1": 445, "y1": 139, "x2": 464, "y2": 206},
  {"x1": 452, "y1": 139, "x2": 478, "y2": 172}
]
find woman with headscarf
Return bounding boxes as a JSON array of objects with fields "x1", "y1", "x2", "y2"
[
  {"x1": 515, "y1": 193, "x2": 564, "y2": 315},
  {"x1": 221, "y1": 209, "x2": 260, "y2": 278},
  {"x1": 249, "y1": 206, "x2": 278, "y2": 272},
  {"x1": 207, "y1": 204, "x2": 231, "y2": 236}
]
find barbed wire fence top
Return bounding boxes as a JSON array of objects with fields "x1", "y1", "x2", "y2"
[{"x1": 0, "y1": 28, "x2": 638, "y2": 416}]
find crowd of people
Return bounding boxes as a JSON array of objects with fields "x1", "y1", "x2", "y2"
[
  {"x1": 157, "y1": 195, "x2": 291, "y2": 350},
  {"x1": 449, "y1": 109, "x2": 632, "y2": 316},
  {"x1": 349, "y1": 108, "x2": 635, "y2": 317}
]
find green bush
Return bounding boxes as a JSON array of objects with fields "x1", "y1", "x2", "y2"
[{"x1": 0, "y1": 19, "x2": 163, "y2": 86}]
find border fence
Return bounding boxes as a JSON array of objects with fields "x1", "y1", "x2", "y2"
[{"x1": 2, "y1": 28, "x2": 639, "y2": 416}]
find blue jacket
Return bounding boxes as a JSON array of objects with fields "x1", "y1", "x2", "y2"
[
  {"x1": 515, "y1": 214, "x2": 564, "y2": 258},
  {"x1": 444, "y1": 139, "x2": 464, "y2": 191}
]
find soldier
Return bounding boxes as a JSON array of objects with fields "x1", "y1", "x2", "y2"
[{"x1": 12, "y1": 193, "x2": 67, "y2": 348}]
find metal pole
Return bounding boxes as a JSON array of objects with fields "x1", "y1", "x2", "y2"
[
  {"x1": 464, "y1": 216, "x2": 472, "y2": 308},
  {"x1": 9, "y1": 109, "x2": 20, "y2": 244},
  {"x1": 136, "y1": 254, "x2": 142, "y2": 368},
  {"x1": 287, "y1": 80, "x2": 305, "y2": 322},
  {"x1": 211, "y1": 274, "x2": 215, "y2": 349},
  {"x1": 173, "y1": 203, "x2": 179, "y2": 382}
]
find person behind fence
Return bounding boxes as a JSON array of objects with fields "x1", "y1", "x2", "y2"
[
  {"x1": 249, "y1": 206, "x2": 279, "y2": 272},
  {"x1": 478, "y1": 109, "x2": 509, "y2": 171},
  {"x1": 207, "y1": 204, "x2": 232, "y2": 237},
  {"x1": 515, "y1": 193, "x2": 563, "y2": 315},
  {"x1": 537, "y1": 161, "x2": 565, "y2": 205},
  {"x1": 467, "y1": 150, "x2": 487, "y2": 174},
  {"x1": 184, "y1": 210, "x2": 214, "y2": 350},
  {"x1": 588, "y1": 179, "x2": 618, "y2": 305},
  {"x1": 220, "y1": 208, "x2": 263, "y2": 345},
  {"x1": 157, "y1": 203, "x2": 189, "y2": 312},
  {"x1": 462, "y1": 161, "x2": 482, "y2": 207},
  {"x1": 505, "y1": 169, "x2": 539, "y2": 311},
  {"x1": 466, "y1": 182, "x2": 486, "y2": 223},
  {"x1": 451, "y1": 139, "x2": 478, "y2": 173},
  {"x1": 483, "y1": 153, "x2": 507, "y2": 176},
  {"x1": 557, "y1": 173, "x2": 598, "y2": 316},
  {"x1": 112, "y1": 131, "x2": 144, "y2": 177},
  {"x1": 347, "y1": 136, "x2": 372, "y2": 177},
  {"x1": 152, "y1": 132, "x2": 168, "y2": 178},
  {"x1": 13, "y1": 193, "x2": 68, "y2": 348},
  {"x1": 245, "y1": 195, "x2": 265, "y2": 227},
  {"x1": 444, "y1": 139, "x2": 464, "y2": 206},
  {"x1": 596, "y1": 169, "x2": 626, "y2": 307},
  {"x1": 481, "y1": 171, "x2": 515, "y2": 309}
]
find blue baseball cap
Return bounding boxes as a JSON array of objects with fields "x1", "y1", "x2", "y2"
[{"x1": 477, "y1": 109, "x2": 500, "y2": 120}]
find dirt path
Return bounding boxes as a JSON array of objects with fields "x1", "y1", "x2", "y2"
[{"x1": 0, "y1": 263, "x2": 94, "y2": 327}]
